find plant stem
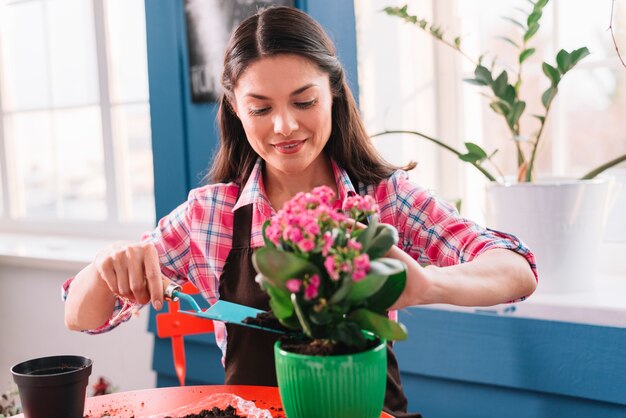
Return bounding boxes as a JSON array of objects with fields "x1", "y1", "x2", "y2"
[
  {"x1": 370, "y1": 130, "x2": 497, "y2": 182},
  {"x1": 580, "y1": 153, "x2": 626, "y2": 180},
  {"x1": 609, "y1": 0, "x2": 626, "y2": 68},
  {"x1": 525, "y1": 101, "x2": 552, "y2": 182}
]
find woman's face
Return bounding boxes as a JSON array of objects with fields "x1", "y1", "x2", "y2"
[{"x1": 232, "y1": 54, "x2": 333, "y2": 178}]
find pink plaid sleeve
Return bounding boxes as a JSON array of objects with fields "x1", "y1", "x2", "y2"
[
  {"x1": 378, "y1": 171, "x2": 538, "y2": 286},
  {"x1": 61, "y1": 276, "x2": 144, "y2": 334},
  {"x1": 142, "y1": 189, "x2": 202, "y2": 285}
]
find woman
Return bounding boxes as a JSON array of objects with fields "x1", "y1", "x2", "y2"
[{"x1": 64, "y1": 6, "x2": 537, "y2": 417}]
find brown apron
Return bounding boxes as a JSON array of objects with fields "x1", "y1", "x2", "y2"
[{"x1": 218, "y1": 200, "x2": 422, "y2": 417}]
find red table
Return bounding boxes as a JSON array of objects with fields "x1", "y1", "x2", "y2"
[{"x1": 11, "y1": 385, "x2": 393, "y2": 417}]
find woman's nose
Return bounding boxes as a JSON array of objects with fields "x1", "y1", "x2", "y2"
[{"x1": 273, "y1": 109, "x2": 299, "y2": 137}]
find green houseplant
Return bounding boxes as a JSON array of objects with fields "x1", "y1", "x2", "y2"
[
  {"x1": 252, "y1": 186, "x2": 408, "y2": 418},
  {"x1": 380, "y1": 1, "x2": 625, "y2": 293},
  {"x1": 380, "y1": 1, "x2": 626, "y2": 183}
]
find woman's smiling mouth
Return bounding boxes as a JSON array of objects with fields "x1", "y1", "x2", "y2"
[{"x1": 273, "y1": 139, "x2": 307, "y2": 154}]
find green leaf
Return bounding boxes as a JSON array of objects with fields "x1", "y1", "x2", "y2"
[
  {"x1": 365, "y1": 261, "x2": 407, "y2": 313},
  {"x1": 501, "y1": 16, "x2": 526, "y2": 31},
  {"x1": 266, "y1": 286, "x2": 294, "y2": 319},
  {"x1": 348, "y1": 308, "x2": 408, "y2": 341},
  {"x1": 346, "y1": 273, "x2": 387, "y2": 302},
  {"x1": 497, "y1": 36, "x2": 520, "y2": 49},
  {"x1": 542, "y1": 62, "x2": 560, "y2": 86},
  {"x1": 519, "y1": 48, "x2": 536, "y2": 63},
  {"x1": 556, "y1": 49, "x2": 571, "y2": 74},
  {"x1": 252, "y1": 247, "x2": 320, "y2": 287},
  {"x1": 453, "y1": 36, "x2": 461, "y2": 48},
  {"x1": 569, "y1": 47, "x2": 590, "y2": 68},
  {"x1": 526, "y1": 10, "x2": 542, "y2": 27},
  {"x1": 541, "y1": 86, "x2": 557, "y2": 108},
  {"x1": 492, "y1": 71, "x2": 509, "y2": 98},
  {"x1": 506, "y1": 100, "x2": 526, "y2": 129},
  {"x1": 533, "y1": 114, "x2": 546, "y2": 124},
  {"x1": 474, "y1": 65, "x2": 493, "y2": 85},
  {"x1": 489, "y1": 100, "x2": 512, "y2": 116},
  {"x1": 365, "y1": 224, "x2": 399, "y2": 259},
  {"x1": 463, "y1": 78, "x2": 489, "y2": 86},
  {"x1": 501, "y1": 85, "x2": 516, "y2": 105},
  {"x1": 369, "y1": 257, "x2": 406, "y2": 277},
  {"x1": 523, "y1": 23, "x2": 540, "y2": 42},
  {"x1": 309, "y1": 308, "x2": 333, "y2": 326},
  {"x1": 331, "y1": 321, "x2": 367, "y2": 348},
  {"x1": 536, "y1": 0, "x2": 549, "y2": 8},
  {"x1": 328, "y1": 275, "x2": 353, "y2": 304},
  {"x1": 356, "y1": 215, "x2": 378, "y2": 248},
  {"x1": 460, "y1": 142, "x2": 489, "y2": 162}
]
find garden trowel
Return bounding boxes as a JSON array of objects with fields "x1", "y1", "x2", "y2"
[{"x1": 162, "y1": 279, "x2": 286, "y2": 334}]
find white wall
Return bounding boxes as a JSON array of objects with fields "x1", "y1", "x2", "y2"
[{"x1": 0, "y1": 263, "x2": 155, "y2": 395}]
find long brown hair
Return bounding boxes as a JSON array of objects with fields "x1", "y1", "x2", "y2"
[{"x1": 210, "y1": 6, "x2": 412, "y2": 186}]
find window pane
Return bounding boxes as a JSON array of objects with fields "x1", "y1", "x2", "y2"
[
  {"x1": 5, "y1": 111, "x2": 56, "y2": 218},
  {"x1": 47, "y1": 0, "x2": 100, "y2": 107},
  {"x1": 105, "y1": 0, "x2": 150, "y2": 103},
  {"x1": 558, "y1": 0, "x2": 622, "y2": 63},
  {"x1": 54, "y1": 107, "x2": 107, "y2": 220},
  {"x1": 355, "y1": 0, "x2": 439, "y2": 188},
  {"x1": 0, "y1": 1, "x2": 50, "y2": 110},
  {"x1": 560, "y1": 67, "x2": 626, "y2": 176},
  {"x1": 0, "y1": 160, "x2": 4, "y2": 217},
  {"x1": 111, "y1": 103, "x2": 155, "y2": 223}
]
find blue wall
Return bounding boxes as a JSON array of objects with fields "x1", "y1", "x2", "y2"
[{"x1": 144, "y1": 1, "x2": 626, "y2": 416}]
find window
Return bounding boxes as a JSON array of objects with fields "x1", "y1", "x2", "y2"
[
  {"x1": 355, "y1": 0, "x2": 626, "y2": 223},
  {"x1": 0, "y1": 0, "x2": 154, "y2": 239}
]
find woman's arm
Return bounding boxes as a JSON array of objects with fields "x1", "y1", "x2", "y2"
[
  {"x1": 389, "y1": 246, "x2": 537, "y2": 310},
  {"x1": 64, "y1": 241, "x2": 164, "y2": 331}
]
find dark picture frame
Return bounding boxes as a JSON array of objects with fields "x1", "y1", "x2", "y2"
[{"x1": 184, "y1": 0, "x2": 295, "y2": 103}]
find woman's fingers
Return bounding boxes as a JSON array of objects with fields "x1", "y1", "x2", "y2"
[
  {"x1": 93, "y1": 241, "x2": 163, "y2": 308},
  {"x1": 143, "y1": 243, "x2": 165, "y2": 311},
  {"x1": 128, "y1": 245, "x2": 150, "y2": 304},
  {"x1": 94, "y1": 243, "x2": 124, "y2": 296}
]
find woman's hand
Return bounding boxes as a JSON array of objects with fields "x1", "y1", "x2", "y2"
[
  {"x1": 385, "y1": 245, "x2": 436, "y2": 309},
  {"x1": 94, "y1": 241, "x2": 164, "y2": 310}
]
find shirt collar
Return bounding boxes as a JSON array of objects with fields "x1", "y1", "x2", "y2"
[
  {"x1": 232, "y1": 157, "x2": 358, "y2": 214},
  {"x1": 232, "y1": 158, "x2": 272, "y2": 213}
]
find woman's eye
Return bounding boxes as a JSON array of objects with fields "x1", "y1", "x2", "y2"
[
  {"x1": 295, "y1": 99, "x2": 318, "y2": 109},
  {"x1": 248, "y1": 107, "x2": 270, "y2": 116}
]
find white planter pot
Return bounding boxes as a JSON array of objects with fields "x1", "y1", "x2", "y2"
[{"x1": 486, "y1": 178, "x2": 610, "y2": 293}]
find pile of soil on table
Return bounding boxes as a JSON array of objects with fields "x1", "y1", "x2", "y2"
[
  {"x1": 241, "y1": 311, "x2": 291, "y2": 333},
  {"x1": 165, "y1": 405, "x2": 243, "y2": 418}
]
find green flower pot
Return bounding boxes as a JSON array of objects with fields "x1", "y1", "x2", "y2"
[{"x1": 274, "y1": 338, "x2": 387, "y2": 418}]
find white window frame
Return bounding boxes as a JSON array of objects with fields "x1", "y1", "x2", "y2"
[{"x1": 0, "y1": 0, "x2": 153, "y2": 240}]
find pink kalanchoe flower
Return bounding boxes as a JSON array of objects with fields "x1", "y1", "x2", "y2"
[
  {"x1": 341, "y1": 262, "x2": 352, "y2": 273},
  {"x1": 324, "y1": 255, "x2": 339, "y2": 280},
  {"x1": 286, "y1": 279, "x2": 302, "y2": 293},
  {"x1": 353, "y1": 253, "x2": 371, "y2": 271},
  {"x1": 347, "y1": 239, "x2": 362, "y2": 251},
  {"x1": 352, "y1": 269, "x2": 367, "y2": 281},
  {"x1": 312, "y1": 185, "x2": 335, "y2": 205},
  {"x1": 298, "y1": 238, "x2": 316, "y2": 252},
  {"x1": 304, "y1": 274, "x2": 321, "y2": 300},
  {"x1": 265, "y1": 224, "x2": 281, "y2": 246},
  {"x1": 322, "y1": 232, "x2": 333, "y2": 256},
  {"x1": 285, "y1": 225, "x2": 303, "y2": 244}
]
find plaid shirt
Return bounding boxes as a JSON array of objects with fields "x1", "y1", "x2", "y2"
[{"x1": 63, "y1": 158, "x2": 537, "y2": 359}]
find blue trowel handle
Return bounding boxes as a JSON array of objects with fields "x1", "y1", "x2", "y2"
[{"x1": 162, "y1": 278, "x2": 203, "y2": 312}]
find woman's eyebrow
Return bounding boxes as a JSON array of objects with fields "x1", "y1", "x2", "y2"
[{"x1": 244, "y1": 83, "x2": 319, "y2": 100}]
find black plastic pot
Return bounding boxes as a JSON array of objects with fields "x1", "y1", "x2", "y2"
[{"x1": 11, "y1": 355, "x2": 93, "y2": 418}]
